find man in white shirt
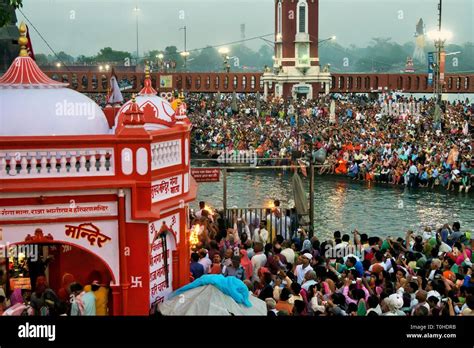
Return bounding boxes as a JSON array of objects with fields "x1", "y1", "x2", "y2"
[
  {"x1": 251, "y1": 242, "x2": 267, "y2": 282},
  {"x1": 301, "y1": 270, "x2": 318, "y2": 291},
  {"x1": 295, "y1": 253, "x2": 314, "y2": 285},
  {"x1": 198, "y1": 249, "x2": 212, "y2": 274},
  {"x1": 280, "y1": 241, "x2": 296, "y2": 266},
  {"x1": 253, "y1": 221, "x2": 269, "y2": 244}
]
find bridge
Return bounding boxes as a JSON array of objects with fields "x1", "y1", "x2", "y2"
[{"x1": 43, "y1": 70, "x2": 474, "y2": 96}]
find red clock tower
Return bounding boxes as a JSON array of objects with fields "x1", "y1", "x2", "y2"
[{"x1": 263, "y1": 0, "x2": 331, "y2": 99}]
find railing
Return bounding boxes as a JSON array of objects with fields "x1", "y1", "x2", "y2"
[
  {"x1": 0, "y1": 148, "x2": 114, "y2": 179},
  {"x1": 225, "y1": 207, "x2": 298, "y2": 244},
  {"x1": 151, "y1": 140, "x2": 182, "y2": 171}
]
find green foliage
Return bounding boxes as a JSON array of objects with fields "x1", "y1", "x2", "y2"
[
  {"x1": 0, "y1": 0, "x2": 22, "y2": 28},
  {"x1": 95, "y1": 47, "x2": 131, "y2": 63}
]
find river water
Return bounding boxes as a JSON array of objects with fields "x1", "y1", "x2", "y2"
[{"x1": 192, "y1": 168, "x2": 474, "y2": 240}]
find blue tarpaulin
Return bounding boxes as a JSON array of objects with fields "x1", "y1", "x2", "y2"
[{"x1": 171, "y1": 274, "x2": 252, "y2": 307}]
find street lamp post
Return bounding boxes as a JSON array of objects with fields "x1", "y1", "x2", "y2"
[
  {"x1": 218, "y1": 47, "x2": 230, "y2": 72},
  {"x1": 427, "y1": 29, "x2": 452, "y2": 103},
  {"x1": 180, "y1": 26, "x2": 188, "y2": 70},
  {"x1": 156, "y1": 53, "x2": 164, "y2": 72},
  {"x1": 427, "y1": 0, "x2": 453, "y2": 104},
  {"x1": 133, "y1": 5, "x2": 140, "y2": 65}
]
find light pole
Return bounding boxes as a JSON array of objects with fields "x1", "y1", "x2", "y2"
[
  {"x1": 218, "y1": 47, "x2": 230, "y2": 72},
  {"x1": 180, "y1": 51, "x2": 190, "y2": 71},
  {"x1": 427, "y1": 29, "x2": 452, "y2": 103},
  {"x1": 427, "y1": 0, "x2": 453, "y2": 104},
  {"x1": 179, "y1": 26, "x2": 188, "y2": 69},
  {"x1": 156, "y1": 53, "x2": 164, "y2": 72},
  {"x1": 133, "y1": 4, "x2": 140, "y2": 65}
]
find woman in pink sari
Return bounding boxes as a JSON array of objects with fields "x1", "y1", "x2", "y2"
[{"x1": 240, "y1": 249, "x2": 253, "y2": 280}]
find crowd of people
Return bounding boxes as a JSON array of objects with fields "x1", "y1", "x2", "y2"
[
  {"x1": 188, "y1": 92, "x2": 473, "y2": 192},
  {"x1": 189, "y1": 200, "x2": 474, "y2": 316},
  {"x1": 0, "y1": 270, "x2": 109, "y2": 316}
]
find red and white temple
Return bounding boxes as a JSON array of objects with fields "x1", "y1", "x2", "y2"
[{"x1": 0, "y1": 23, "x2": 197, "y2": 315}]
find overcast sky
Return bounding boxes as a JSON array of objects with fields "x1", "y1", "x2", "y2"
[{"x1": 17, "y1": 0, "x2": 474, "y2": 57}]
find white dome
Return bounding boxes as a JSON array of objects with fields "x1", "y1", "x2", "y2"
[
  {"x1": 0, "y1": 88, "x2": 111, "y2": 136},
  {"x1": 114, "y1": 76, "x2": 176, "y2": 132}
]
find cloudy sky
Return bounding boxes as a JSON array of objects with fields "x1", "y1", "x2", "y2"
[{"x1": 17, "y1": 0, "x2": 474, "y2": 57}]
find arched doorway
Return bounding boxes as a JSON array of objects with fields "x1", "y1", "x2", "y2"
[{"x1": 3, "y1": 239, "x2": 115, "y2": 315}]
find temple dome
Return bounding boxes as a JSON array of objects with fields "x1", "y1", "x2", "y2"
[
  {"x1": 0, "y1": 23, "x2": 110, "y2": 137},
  {"x1": 114, "y1": 72, "x2": 177, "y2": 132}
]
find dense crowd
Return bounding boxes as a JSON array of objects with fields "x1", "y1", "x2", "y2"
[
  {"x1": 188, "y1": 93, "x2": 473, "y2": 191},
  {"x1": 0, "y1": 268, "x2": 109, "y2": 316},
  {"x1": 189, "y1": 200, "x2": 474, "y2": 316}
]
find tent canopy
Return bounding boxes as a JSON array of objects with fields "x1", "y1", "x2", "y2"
[{"x1": 158, "y1": 285, "x2": 267, "y2": 316}]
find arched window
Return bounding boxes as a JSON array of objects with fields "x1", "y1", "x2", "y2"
[
  {"x1": 195, "y1": 76, "x2": 201, "y2": 89},
  {"x1": 101, "y1": 74, "x2": 107, "y2": 90},
  {"x1": 338, "y1": 76, "x2": 344, "y2": 89},
  {"x1": 242, "y1": 76, "x2": 247, "y2": 89},
  {"x1": 186, "y1": 76, "x2": 192, "y2": 89},
  {"x1": 205, "y1": 76, "x2": 211, "y2": 89},
  {"x1": 365, "y1": 76, "x2": 370, "y2": 90},
  {"x1": 277, "y1": 1, "x2": 282, "y2": 37},
  {"x1": 71, "y1": 73, "x2": 78, "y2": 89},
  {"x1": 447, "y1": 77, "x2": 453, "y2": 90},
  {"x1": 397, "y1": 76, "x2": 403, "y2": 90},
  {"x1": 251, "y1": 75, "x2": 256, "y2": 89},
  {"x1": 415, "y1": 76, "x2": 420, "y2": 90},
  {"x1": 347, "y1": 76, "x2": 353, "y2": 90},
  {"x1": 224, "y1": 76, "x2": 229, "y2": 89},
  {"x1": 176, "y1": 76, "x2": 183, "y2": 89},
  {"x1": 331, "y1": 76, "x2": 336, "y2": 89},
  {"x1": 456, "y1": 77, "x2": 461, "y2": 90},
  {"x1": 464, "y1": 77, "x2": 469, "y2": 90},
  {"x1": 373, "y1": 76, "x2": 379, "y2": 90},
  {"x1": 233, "y1": 76, "x2": 238, "y2": 89},
  {"x1": 214, "y1": 75, "x2": 219, "y2": 89},
  {"x1": 406, "y1": 76, "x2": 411, "y2": 90},
  {"x1": 356, "y1": 77, "x2": 361, "y2": 89},
  {"x1": 297, "y1": 1, "x2": 308, "y2": 34},
  {"x1": 91, "y1": 74, "x2": 98, "y2": 90}
]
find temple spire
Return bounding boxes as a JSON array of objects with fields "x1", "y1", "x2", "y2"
[{"x1": 18, "y1": 22, "x2": 29, "y2": 57}]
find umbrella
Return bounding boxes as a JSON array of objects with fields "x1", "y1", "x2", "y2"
[{"x1": 158, "y1": 284, "x2": 266, "y2": 316}]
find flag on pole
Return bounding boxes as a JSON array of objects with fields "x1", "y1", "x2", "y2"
[
  {"x1": 25, "y1": 24, "x2": 35, "y2": 60},
  {"x1": 107, "y1": 68, "x2": 124, "y2": 105}
]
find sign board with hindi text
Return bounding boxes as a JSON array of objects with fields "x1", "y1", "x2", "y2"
[
  {"x1": 10, "y1": 278, "x2": 31, "y2": 290},
  {"x1": 191, "y1": 168, "x2": 220, "y2": 183},
  {"x1": 151, "y1": 175, "x2": 183, "y2": 203},
  {"x1": 148, "y1": 213, "x2": 179, "y2": 307},
  {"x1": 0, "y1": 202, "x2": 117, "y2": 221},
  {"x1": 1, "y1": 220, "x2": 120, "y2": 284}
]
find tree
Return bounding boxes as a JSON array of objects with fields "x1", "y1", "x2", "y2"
[
  {"x1": 76, "y1": 54, "x2": 95, "y2": 65},
  {"x1": 189, "y1": 46, "x2": 221, "y2": 72},
  {"x1": 56, "y1": 51, "x2": 74, "y2": 64},
  {"x1": 34, "y1": 53, "x2": 48, "y2": 66},
  {"x1": 164, "y1": 46, "x2": 184, "y2": 71},
  {"x1": 95, "y1": 47, "x2": 132, "y2": 63},
  {"x1": 0, "y1": 0, "x2": 22, "y2": 28}
]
